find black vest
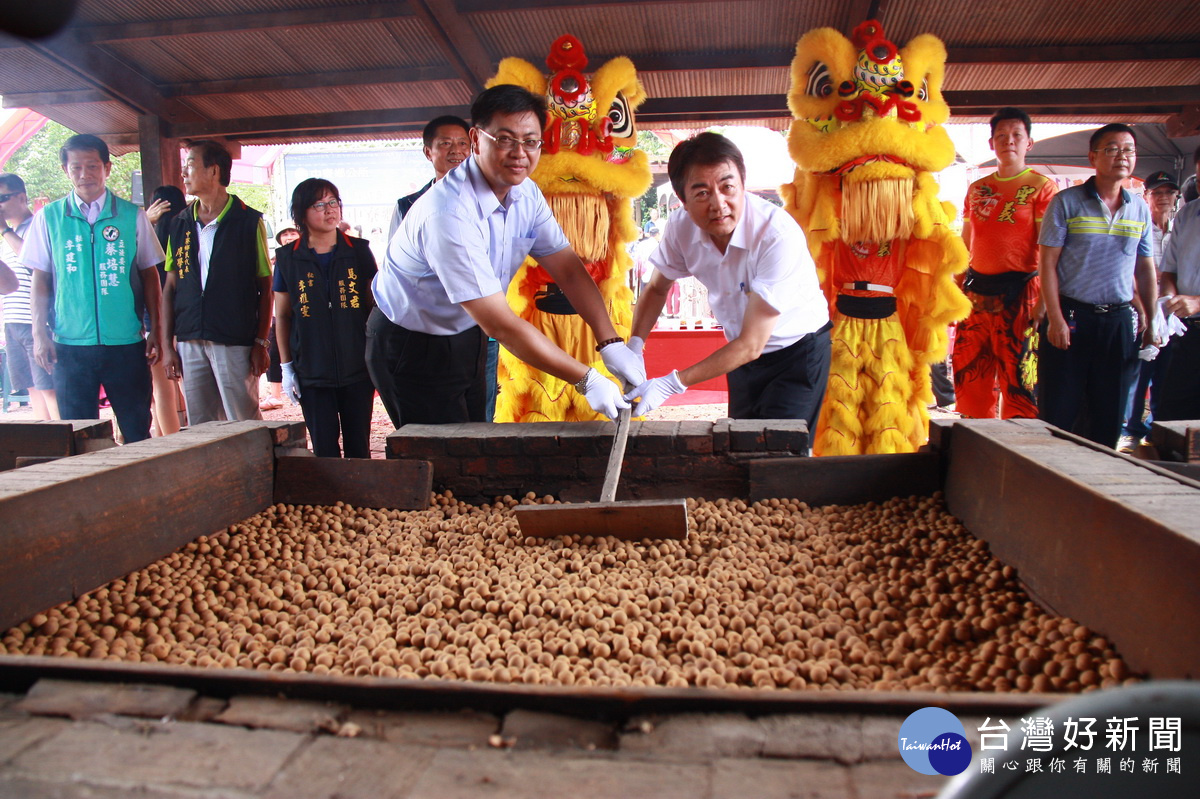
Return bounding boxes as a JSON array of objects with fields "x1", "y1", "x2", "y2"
[
  {"x1": 274, "y1": 233, "x2": 377, "y2": 388},
  {"x1": 168, "y1": 197, "x2": 265, "y2": 346}
]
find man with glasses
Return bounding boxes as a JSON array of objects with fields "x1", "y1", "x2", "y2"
[
  {"x1": 1120, "y1": 169, "x2": 1181, "y2": 449},
  {"x1": 1036, "y1": 124, "x2": 1157, "y2": 448},
  {"x1": 367, "y1": 84, "x2": 644, "y2": 425},
  {"x1": 387, "y1": 115, "x2": 470, "y2": 241},
  {"x1": 162, "y1": 140, "x2": 272, "y2": 423},
  {"x1": 0, "y1": 172, "x2": 58, "y2": 419}
]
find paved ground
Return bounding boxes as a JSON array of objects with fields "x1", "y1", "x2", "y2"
[{"x1": 0, "y1": 678, "x2": 964, "y2": 798}]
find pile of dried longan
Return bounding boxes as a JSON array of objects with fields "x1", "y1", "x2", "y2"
[{"x1": 2, "y1": 492, "x2": 1136, "y2": 693}]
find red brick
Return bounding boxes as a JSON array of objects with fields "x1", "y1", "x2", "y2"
[
  {"x1": 764, "y1": 421, "x2": 809, "y2": 453},
  {"x1": 426, "y1": 456, "x2": 462, "y2": 481},
  {"x1": 728, "y1": 420, "x2": 767, "y2": 451},
  {"x1": 712, "y1": 419, "x2": 731, "y2": 452},
  {"x1": 533, "y1": 455, "x2": 581, "y2": 478},
  {"x1": 480, "y1": 432, "x2": 525, "y2": 456},
  {"x1": 631, "y1": 422, "x2": 678, "y2": 455},
  {"x1": 464, "y1": 456, "x2": 524, "y2": 476},
  {"x1": 677, "y1": 421, "x2": 715, "y2": 454},
  {"x1": 522, "y1": 423, "x2": 568, "y2": 455},
  {"x1": 556, "y1": 422, "x2": 612, "y2": 456}
]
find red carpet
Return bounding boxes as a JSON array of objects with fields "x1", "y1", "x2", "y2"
[{"x1": 663, "y1": 389, "x2": 728, "y2": 407}]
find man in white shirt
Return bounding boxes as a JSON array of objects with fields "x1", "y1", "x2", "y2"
[
  {"x1": 625, "y1": 132, "x2": 831, "y2": 427},
  {"x1": 0, "y1": 172, "x2": 58, "y2": 419},
  {"x1": 23, "y1": 134, "x2": 164, "y2": 442},
  {"x1": 367, "y1": 85, "x2": 643, "y2": 425}
]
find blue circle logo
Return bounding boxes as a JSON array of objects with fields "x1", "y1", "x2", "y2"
[{"x1": 898, "y1": 707, "x2": 973, "y2": 776}]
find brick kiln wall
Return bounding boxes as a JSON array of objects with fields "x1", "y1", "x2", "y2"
[{"x1": 387, "y1": 420, "x2": 811, "y2": 504}]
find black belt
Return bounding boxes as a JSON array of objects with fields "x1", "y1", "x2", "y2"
[
  {"x1": 837, "y1": 294, "x2": 895, "y2": 319},
  {"x1": 533, "y1": 283, "x2": 578, "y2": 315},
  {"x1": 963, "y1": 268, "x2": 1036, "y2": 305},
  {"x1": 1061, "y1": 296, "x2": 1130, "y2": 315}
]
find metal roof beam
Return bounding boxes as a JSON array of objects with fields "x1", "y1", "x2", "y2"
[
  {"x1": 75, "y1": 4, "x2": 416, "y2": 42},
  {"x1": 162, "y1": 66, "x2": 463, "y2": 98},
  {"x1": 169, "y1": 106, "x2": 473, "y2": 140},
  {"x1": 25, "y1": 32, "x2": 206, "y2": 123},
  {"x1": 2, "y1": 90, "x2": 111, "y2": 108},
  {"x1": 408, "y1": 0, "x2": 495, "y2": 95}
]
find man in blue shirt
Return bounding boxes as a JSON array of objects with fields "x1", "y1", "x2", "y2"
[
  {"x1": 1157, "y1": 144, "x2": 1200, "y2": 422},
  {"x1": 367, "y1": 85, "x2": 644, "y2": 426},
  {"x1": 1037, "y1": 124, "x2": 1158, "y2": 448}
]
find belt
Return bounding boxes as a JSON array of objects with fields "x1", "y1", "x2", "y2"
[
  {"x1": 842, "y1": 281, "x2": 893, "y2": 294},
  {"x1": 1061, "y1": 296, "x2": 1130, "y2": 314}
]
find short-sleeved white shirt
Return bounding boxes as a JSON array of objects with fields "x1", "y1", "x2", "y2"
[
  {"x1": 649, "y1": 193, "x2": 828, "y2": 351},
  {"x1": 22, "y1": 191, "x2": 164, "y2": 275},
  {"x1": 373, "y1": 157, "x2": 570, "y2": 335}
]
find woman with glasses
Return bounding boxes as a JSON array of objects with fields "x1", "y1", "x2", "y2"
[{"x1": 273, "y1": 178, "x2": 377, "y2": 457}]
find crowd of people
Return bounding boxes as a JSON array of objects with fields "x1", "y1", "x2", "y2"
[{"x1": 2, "y1": 92, "x2": 1198, "y2": 457}]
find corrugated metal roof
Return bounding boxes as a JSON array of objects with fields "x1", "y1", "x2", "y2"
[{"x1": 0, "y1": 0, "x2": 1195, "y2": 152}]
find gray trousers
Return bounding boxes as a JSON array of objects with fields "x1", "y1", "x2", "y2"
[{"x1": 178, "y1": 339, "x2": 261, "y2": 423}]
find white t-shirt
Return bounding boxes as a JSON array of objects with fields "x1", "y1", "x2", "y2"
[
  {"x1": 649, "y1": 193, "x2": 828, "y2": 352},
  {"x1": 374, "y1": 157, "x2": 570, "y2": 336}
]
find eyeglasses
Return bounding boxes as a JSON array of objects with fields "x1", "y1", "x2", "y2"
[
  {"x1": 433, "y1": 138, "x2": 470, "y2": 150},
  {"x1": 311, "y1": 198, "x2": 341, "y2": 211},
  {"x1": 1148, "y1": 188, "x2": 1179, "y2": 197},
  {"x1": 0, "y1": 192, "x2": 16, "y2": 203},
  {"x1": 476, "y1": 127, "x2": 543, "y2": 152},
  {"x1": 1093, "y1": 146, "x2": 1137, "y2": 157}
]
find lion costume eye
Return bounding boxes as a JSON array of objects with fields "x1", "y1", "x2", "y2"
[
  {"x1": 806, "y1": 62, "x2": 834, "y2": 98},
  {"x1": 607, "y1": 92, "x2": 633, "y2": 138},
  {"x1": 917, "y1": 77, "x2": 929, "y2": 101}
]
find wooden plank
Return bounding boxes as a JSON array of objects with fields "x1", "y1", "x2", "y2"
[
  {"x1": 273, "y1": 456, "x2": 433, "y2": 511},
  {"x1": 514, "y1": 500, "x2": 689, "y2": 541},
  {"x1": 0, "y1": 424, "x2": 275, "y2": 632},
  {"x1": 1148, "y1": 420, "x2": 1200, "y2": 463},
  {"x1": 747, "y1": 452, "x2": 941, "y2": 506},
  {"x1": 0, "y1": 421, "x2": 115, "y2": 471},
  {"x1": 944, "y1": 421, "x2": 1200, "y2": 679}
]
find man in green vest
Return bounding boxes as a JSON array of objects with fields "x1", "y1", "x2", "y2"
[{"x1": 25, "y1": 134, "x2": 164, "y2": 443}]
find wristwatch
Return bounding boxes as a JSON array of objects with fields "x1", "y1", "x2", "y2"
[{"x1": 254, "y1": 337, "x2": 270, "y2": 349}]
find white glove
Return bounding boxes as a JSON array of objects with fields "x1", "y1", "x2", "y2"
[
  {"x1": 280, "y1": 361, "x2": 302, "y2": 404},
  {"x1": 577, "y1": 368, "x2": 629, "y2": 421},
  {"x1": 627, "y1": 335, "x2": 645, "y2": 355},
  {"x1": 624, "y1": 370, "x2": 687, "y2": 417},
  {"x1": 599, "y1": 340, "x2": 646, "y2": 387}
]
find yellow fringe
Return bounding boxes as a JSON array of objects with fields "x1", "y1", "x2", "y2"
[
  {"x1": 548, "y1": 194, "x2": 610, "y2": 262},
  {"x1": 814, "y1": 313, "x2": 925, "y2": 455},
  {"x1": 841, "y1": 177, "x2": 913, "y2": 244}
]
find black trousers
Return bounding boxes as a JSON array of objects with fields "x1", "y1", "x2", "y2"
[
  {"x1": 1037, "y1": 298, "x2": 1138, "y2": 448},
  {"x1": 727, "y1": 322, "x2": 832, "y2": 429},
  {"x1": 365, "y1": 307, "x2": 486, "y2": 426},
  {"x1": 1156, "y1": 323, "x2": 1200, "y2": 422},
  {"x1": 298, "y1": 377, "x2": 375, "y2": 458}
]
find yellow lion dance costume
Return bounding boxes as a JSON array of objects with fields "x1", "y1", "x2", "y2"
[
  {"x1": 781, "y1": 19, "x2": 970, "y2": 455},
  {"x1": 487, "y1": 35, "x2": 652, "y2": 422}
]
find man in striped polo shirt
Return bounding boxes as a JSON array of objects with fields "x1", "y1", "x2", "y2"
[{"x1": 1036, "y1": 124, "x2": 1158, "y2": 448}]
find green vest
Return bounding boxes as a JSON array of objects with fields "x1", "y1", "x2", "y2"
[{"x1": 42, "y1": 193, "x2": 145, "y2": 346}]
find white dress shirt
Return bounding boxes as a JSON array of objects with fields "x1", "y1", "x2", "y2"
[
  {"x1": 650, "y1": 193, "x2": 828, "y2": 352},
  {"x1": 373, "y1": 157, "x2": 570, "y2": 335}
]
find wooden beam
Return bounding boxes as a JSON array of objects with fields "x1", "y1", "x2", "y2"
[
  {"x1": 162, "y1": 66, "x2": 462, "y2": 98},
  {"x1": 409, "y1": 0, "x2": 495, "y2": 94},
  {"x1": 137, "y1": 114, "x2": 183, "y2": 198},
  {"x1": 0, "y1": 423, "x2": 276, "y2": 633},
  {"x1": 75, "y1": 3, "x2": 415, "y2": 43},
  {"x1": 1, "y1": 90, "x2": 112, "y2": 108},
  {"x1": 273, "y1": 456, "x2": 434, "y2": 511},
  {"x1": 1167, "y1": 105, "x2": 1200, "y2": 137},
  {"x1": 169, "y1": 106, "x2": 472, "y2": 139},
  {"x1": 25, "y1": 32, "x2": 206, "y2": 123},
  {"x1": 946, "y1": 85, "x2": 1200, "y2": 109},
  {"x1": 948, "y1": 42, "x2": 1200, "y2": 63},
  {"x1": 456, "y1": 0, "x2": 733, "y2": 11}
]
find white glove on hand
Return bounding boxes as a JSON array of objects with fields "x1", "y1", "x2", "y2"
[
  {"x1": 599, "y1": 340, "x2": 646, "y2": 387},
  {"x1": 1138, "y1": 345, "x2": 1160, "y2": 362},
  {"x1": 624, "y1": 370, "x2": 687, "y2": 417},
  {"x1": 280, "y1": 361, "x2": 302, "y2": 405},
  {"x1": 627, "y1": 335, "x2": 645, "y2": 355},
  {"x1": 578, "y1": 368, "x2": 629, "y2": 421}
]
